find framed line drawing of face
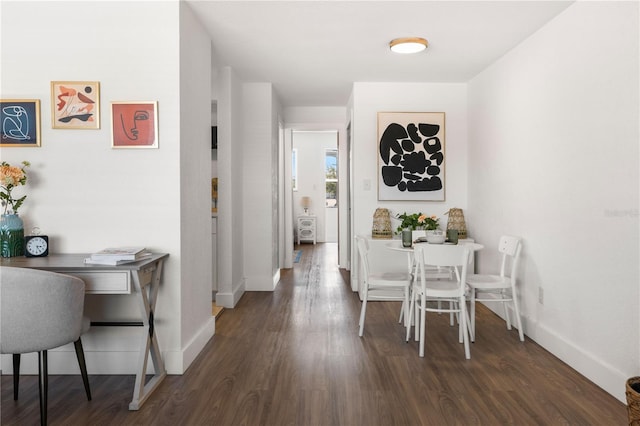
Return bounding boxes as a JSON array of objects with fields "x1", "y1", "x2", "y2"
[
  {"x1": 111, "y1": 101, "x2": 158, "y2": 149},
  {"x1": 0, "y1": 99, "x2": 41, "y2": 147},
  {"x1": 51, "y1": 81, "x2": 100, "y2": 129},
  {"x1": 377, "y1": 112, "x2": 446, "y2": 201}
]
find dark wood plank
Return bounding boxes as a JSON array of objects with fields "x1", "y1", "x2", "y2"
[{"x1": 1, "y1": 243, "x2": 627, "y2": 425}]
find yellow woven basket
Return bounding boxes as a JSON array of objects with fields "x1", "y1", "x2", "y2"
[
  {"x1": 627, "y1": 377, "x2": 640, "y2": 425},
  {"x1": 371, "y1": 208, "x2": 393, "y2": 239}
]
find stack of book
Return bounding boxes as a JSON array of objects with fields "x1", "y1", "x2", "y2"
[{"x1": 84, "y1": 247, "x2": 151, "y2": 265}]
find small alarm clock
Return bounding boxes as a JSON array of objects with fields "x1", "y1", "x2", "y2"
[{"x1": 25, "y1": 227, "x2": 49, "y2": 257}]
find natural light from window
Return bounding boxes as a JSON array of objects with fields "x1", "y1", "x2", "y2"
[{"x1": 325, "y1": 149, "x2": 337, "y2": 208}]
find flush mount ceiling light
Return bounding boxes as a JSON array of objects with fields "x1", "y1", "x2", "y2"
[{"x1": 389, "y1": 37, "x2": 428, "y2": 54}]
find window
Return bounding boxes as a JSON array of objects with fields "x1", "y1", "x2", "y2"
[
  {"x1": 325, "y1": 149, "x2": 337, "y2": 208},
  {"x1": 292, "y1": 148, "x2": 298, "y2": 191}
]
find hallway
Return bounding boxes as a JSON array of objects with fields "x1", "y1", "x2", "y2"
[{"x1": 1, "y1": 243, "x2": 627, "y2": 425}]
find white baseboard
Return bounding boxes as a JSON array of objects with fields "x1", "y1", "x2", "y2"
[
  {"x1": 273, "y1": 269, "x2": 281, "y2": 288},
  {"x1": 167, "y1": 316, "x2": 215, "y2": 374},
  {"x1": 526, "y1": 316, "x2": 628, "y2": 403},
  {"x1": 245, "y1": 273, "x2": 278, "y2": 291},
  {"x1": 482, "y1": 302, "x2": 628, "y2": 403},
  {"x1": 216, "y1": 278, "x2": 246, "y2": 308}
]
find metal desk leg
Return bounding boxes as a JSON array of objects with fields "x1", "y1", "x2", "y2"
[{"x1": 128, "y1": 258, "x2": 167, "y2": 410}]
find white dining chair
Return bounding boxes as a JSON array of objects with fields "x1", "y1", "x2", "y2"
[
  {"x1": 406, "y1": 243, "x2": 475, "y2": 358},
  {"x1": 355, "y1": 235, "x2": 411, "y2": 337},
  {"x1": 0, "y1": 266, "x2": 92, "y2": 426},
  {"x1": 466, "y1": 235, "x2": 524, "y2": 342}
]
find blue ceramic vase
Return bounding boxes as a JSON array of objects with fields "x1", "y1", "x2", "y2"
[{"x1": 0, "y1": 213, "x2": 25, "y2": 257}]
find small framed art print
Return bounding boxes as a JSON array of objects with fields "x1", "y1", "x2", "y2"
[
  {"x1": 51, "y1": 81, "x2": 100, "y2": 129},
  {"x1": 0, "y1": 99, "x2": 41, "y2": 147},
  {"x1": 111, "y1": 101, "x2": 158, "y2": 149}
]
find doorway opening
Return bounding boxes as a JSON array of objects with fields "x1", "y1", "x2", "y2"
[{"x1": 291, "y1": 130, "x2": 338, "y2": 243}]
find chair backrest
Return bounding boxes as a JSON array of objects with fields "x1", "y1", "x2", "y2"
[
  {"x1": 355, "y1": 235, "x2": 371, "y2": 279},
  {"x1": 497, "y1": 235, "x2": 522, "y2": 279},
  {"x1": 0, "y1": 266, "x2": 86, "y2": 354},
  {"x1": 414, "y1": 243, "x2": 472, "y2": 294}
]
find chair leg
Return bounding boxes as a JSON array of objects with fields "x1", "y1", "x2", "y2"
[
  {"x1": 358, "y1": 287, "x2": 368, "y2": 337},
  {"x1": 414, "y1": 297, "x2": 420, "y2": 342},
  {"x1": 503, "y1": 290, "x2": 512, "y2": 330},
  {"x1": 419, "y1": 293, "x2": 426, "y2": 357},
  {"x1": 74, "y1": 338, "x2": 92, "y2": 401},
  {"x1": 458, "y1": 302, "x2": 464, "y2": 344},
  {"x1": 511, "y1": 286, "x2": 525, "y2": 342},
  {"x1": 12, "y1": 354, "x2": 20, "y2": 400},
  {"x1": 465, "y1": 309, "x2": 474, "y2": 344},
  {"x1": 460, "y1": 296, "x2": 471, "y2": 359},
  {"x1": 406, "y1": 289, "x2": 416, "y2": 342},
  {"x1": 469, "y1": 288, "x2": 476, "y2": 342},
  {"x1": 38, "y1": 350, "x2": 48, "y2": 426},
  {"x1": 449, "y1": 301, "x2": 455, "y2": 326},
  {"x1": 402, "y1": 287, "x2": 410, "y2": 329}
]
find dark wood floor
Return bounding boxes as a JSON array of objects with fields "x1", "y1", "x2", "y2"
[{"x1": 2, "y1": 243, "x2": 627, "y2": 425}]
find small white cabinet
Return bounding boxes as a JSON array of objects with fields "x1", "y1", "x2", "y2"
[{"x1": 297, "y1": 216, "x2": 316, "y2": 244}]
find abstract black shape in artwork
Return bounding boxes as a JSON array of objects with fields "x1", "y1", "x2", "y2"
[
  {"x1": 379, "y1": 123, "x2": 408, "y2": 164},
  {"x1": 381, "y1": 165, "x2": 403, "y2": 186},
  {"x1": 407, "y1": 176, "x2": 443, "y2": 191}
]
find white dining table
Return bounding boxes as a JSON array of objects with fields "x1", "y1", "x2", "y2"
[{"x1": 385, "y1": 238, "x2": 483, "y2": 276}]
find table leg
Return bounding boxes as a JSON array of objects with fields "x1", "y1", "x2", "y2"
[
  {"x1": 404, "y1": 252, "x2": 416, "y2": 328},
  {"x1": 128, "y1": 258, "x2": 167, "y2": 410}
]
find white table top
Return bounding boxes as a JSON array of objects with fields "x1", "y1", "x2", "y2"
[{"x1": 385, "y1": 239, "x2": 481, "y2": 252}]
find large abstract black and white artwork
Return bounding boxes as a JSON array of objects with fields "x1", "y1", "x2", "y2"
[{"x1": 378, "y1": 112, "x2": 445, "y2": 201}]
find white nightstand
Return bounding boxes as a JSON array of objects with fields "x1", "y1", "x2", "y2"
[{"x1": 297, "y1": 216, "x2": 316, "y2": 244}]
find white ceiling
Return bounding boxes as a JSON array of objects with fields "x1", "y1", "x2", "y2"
[{"x1": 187, "y1": 1, "x2": 574, "y2": 107}]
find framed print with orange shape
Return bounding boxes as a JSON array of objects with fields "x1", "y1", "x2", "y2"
[
  {"x1": 51, "y1": 81, "x2": 100, "y2": 129},
  {"x1": 111, "y1": 101, "x2": 158, "y2": 149}
]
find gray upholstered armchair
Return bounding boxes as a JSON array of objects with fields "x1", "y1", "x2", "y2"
[{"x1": 0, "y1": 266, "x2": 91, "y2": 426}]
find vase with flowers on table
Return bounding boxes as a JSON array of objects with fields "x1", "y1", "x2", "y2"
[
  {"x1": 394, "y1": 212, "x2": 445, "y2": 247},
  {"x1": 0, "y1": 161, "x2": 30, "y2": 257}
]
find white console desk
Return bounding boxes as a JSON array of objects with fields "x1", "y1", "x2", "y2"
[
  {"x1": 352, "y1": 236, "x2": 476, "y2": 300},
  {"x1": 0, "y1": 253, "x2": 168, "y2": 410}
]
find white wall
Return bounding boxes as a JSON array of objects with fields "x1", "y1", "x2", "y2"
[
  {"x1": 216, "y1": 67, "x2": 246, "y2": 307},
  {"x1": 468, "y1": 1, "x2": 639, "y2": 401},
  {"x1": 292, "y1": 131, "x2": 338, "y2": 243},
  {"x1": 178, "y1": 2, "x2": 216, "y2": 370},
  {"x1": 242, "y1": 83, "x2": 281, "y2": 291},
  {"x1": 350, "y1": 83, "x2": 469, "y2": 239},
  {"x1": 0, "y1": 1, "x2": 214, "y2": 375},
  {"x1": 271, "y1": 91, "x2": 283, "y2": 281}
]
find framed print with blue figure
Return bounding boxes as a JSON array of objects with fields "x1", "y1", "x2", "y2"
[{"x1": 0, "y1": 99, "x2": 41, "y2": 147}]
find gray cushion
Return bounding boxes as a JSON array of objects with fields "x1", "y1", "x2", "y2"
[{"x1": 1, "y1": 266, "x2": 86, "y2": 354}]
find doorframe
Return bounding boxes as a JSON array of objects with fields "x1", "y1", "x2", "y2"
[
  {"x1": 282, "y1": 123, "x2": 349, "y2": 269},
  {"x1": 282, "y1": 127, "x2": 293, "y2": 268}
]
